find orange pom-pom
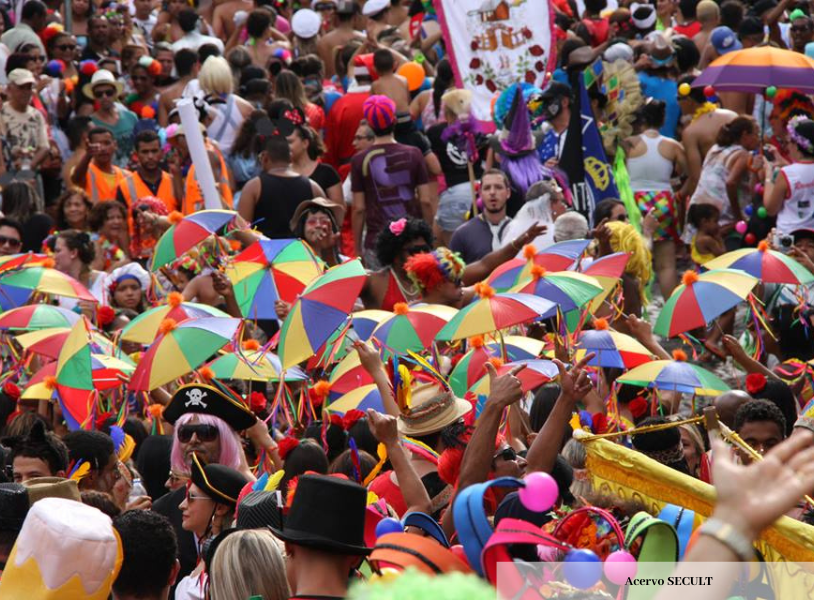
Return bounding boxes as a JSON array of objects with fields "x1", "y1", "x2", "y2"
[
  {"x1": 758, "y1": 240, "x2": 769, "y2": 252},
  {"x1": 593, "y1": 317, "x2": 609, "y2": 330},
  {"x1": 198, "y1": 366, "x2": 215, "y2": 381},
  {"x1": 468, "y1": 335, "x2": 485, "y2": 348},
  {"x1": 242, "y1": 339, "x2": 260, "y2": 351},
  {"x1": 228, "y1": 239, "x2": 242, "y2": 252},
  {"x1": 63, "y1": 78, "x2": 74, "y2": 93},
  {"x1": 312, "y1": 380, "x2": 331, "y2": 398},
  {"x1": 488, "y1": 357, "x2": 504, "y2": 369},
  {"x1": 682, "y1": 270, "x2": 700, "y2": 286},
  {"x1": 147, "y1": 404, "x2": 163, "y2": 418},
  {"x1": 475, "y1": 282, "x2": 495, "y2": 298},
  {"x1": 393, "y1": 302, "x2": 409, "y2": 315},
  {"x1": 44, "y1": 376, "x2": 58, "y2": 391},
  {"x1": 672, "y1": 349, "x2": 688, "y2": 362},
  {"x1": 158, "y1": 318, "x2": 178, "y2": 335},
  {"x1": 42, "y1": 257, "x2": 55, "y2": 269},
  {"x1": 141, "y1": 105, "x2": 156, "y2": 119},
  {"x1": 523, "y1": 244, "x2": 537, "y2": 261},
  {"x1": 530, "y1": 264, "x2": 547, "y2": 279},
  {"x1": 168, "y1": 211, "x2": 183, "y2": 225},
  {"x1": 167, "y1": 291, "x2": 184, "y2": 308}
]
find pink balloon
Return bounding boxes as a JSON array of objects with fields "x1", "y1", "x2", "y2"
[
  {"x1": 754, "y1": 183, "x2": 764, "y2": 195},
  {"x1": 604, "y1": 550, "x2": 637, "y2": 585},
  {"x1": 735, "y1": 220, "x2": 748, "y2": 234},
  {"x1": 518, "y1": 472, "x2": 559, "y2": 512}
]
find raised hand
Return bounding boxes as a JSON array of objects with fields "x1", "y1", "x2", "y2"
[
  {"x1": 484, "y1": 362, "x2": 527, "y2": 408},
  {"x1": 553, "y1": 352, "x2": 595, "y2": 406},
  {"x1": 353, "y1": 340, "x2": 384, "y2": 374},
  {"x1": 366, "y1": 409, "x2": 399, "y2": 446}
]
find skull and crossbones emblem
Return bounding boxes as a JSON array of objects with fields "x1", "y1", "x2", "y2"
[{"x1": 185, "y1": 388, "x2": 208, "y2": 408}]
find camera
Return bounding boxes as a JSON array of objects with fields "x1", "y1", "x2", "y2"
[{"x1": 774, "y1": 231, "x2": 794, "y2": 253}]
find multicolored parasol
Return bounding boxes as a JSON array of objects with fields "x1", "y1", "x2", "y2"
[
  {"x1": 580, "y1": 252, "x2": 630, "y2": 311},
  {"x1": 487, "y1": 239, "x2": 592, "y2": 291},
  {"x1": 351, "y1": 310, "x2": 394, "y2": 341},
  {"x1": 371, "y1": 303, "x2": 457, "y2": 355},
  {"x1": 654, "y1": 269, "x2": 757, "y2": 338},
  {"x1": 510, "y1": 269, "x2": 603, "y2": 313},
  {"x1": 151, "y1": 209, "x2": 238, "y2": 271},
  {"x1": 23, "y1": 354, "x2": 134, "y2": 400},
  {"x1": 449, "y1": 335, "x2": 544, "y2": 397},
  {"x1": 692, "y1": 46, "x2": 814, "y2": 94},
  {"x1": 206, "y1": 350, "x2": 307, "y2": 382},
  {"x1": 0, "y1": 305, "x2": 80, "y2": 331},
  {"x1": 226, "y1": 238, "x2": 324, "y2": 319},
  {"x1": 435, "y1": 286, "x2": 556, "y2": 341},
  {"x1": 616, "y1": 355, "x2": 730, "y2": 396},
  {"x1": 0, "y1": 267, "x2": 96, "y2": 302},
  {"x1": 129, "y1": 317, "x2": 243, "y2": 391},
  {"x1": 469, "y1": 359, "x2": 559, "y2": 396},
  {"x1": 328, "y1": 352, "x2": 375, "y2": 398},
  {"x1": 54, "y1": 317, "x2": 97, "y2": 430},
  {"x1": 0, "y1": 252, "x2": 51, "y2": 273},
  {"x1": 703, "y1": 241, "x2": 814, "y2": 286},
  {"x1": 574, "y1": 320, "x2": 653, "y2": 369},
  {"x1": 278, "y1": 259, "x2": 367, "y2": 369},
  {"x1": 325, "y1": 384, "x2": 385, "y2": 415},
  {"x1": 15, "y1": 327, "x2": 116, "y2": 359},
  {"x1": 120, "y1": 293, "x2": 229, "y2": 344}
]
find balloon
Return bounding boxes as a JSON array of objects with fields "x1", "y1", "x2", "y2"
[
  {"x1": 754, "y1": 183, "x2": 764, "y2": 195},
  {"x1": 604, "y1": 550, "x2": 637, "y2": 585},
  {"x1": 704, "y1": 85, "x2": 715, "y2": 98},
  {"x1": 397, "y1": 62, "x2": 425, "y2": 92},
  {"x1": 735, "y1": 220, "x2": 747, "y2": 234},
  {"x1": 375, "y1": 517, "x2": 404, "y2": 539},
  {"x1": 518, "y1": 472, "x2": 559, "y2": 512},
  {"x1": 745, "y1": 232, "x2": 757, "y2": 245},
  {"x1": 563, "y1": 549, "x2": 602, "y2": 589},
  {"x1": 744, "y1": 204, "x2": 754, "y2": 217},
  {"x1": 766, "y1": 86, "x2": 777, "y2": 98},
  {"x1": 757, "y1": 206, "x2": 768, "y2": 218},
  {"x1": 678, "y1": 82, "x2": 691, "y2": 96}
]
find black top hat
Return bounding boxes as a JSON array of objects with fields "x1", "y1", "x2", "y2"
[
  {"x1": 190, "y1": 453, "x2": 249, "y2": 508},
  {"x1": 0, "y1": 483, "x2": 29, "y2": 531},
  {"x1": 237, "y1": 490, "x2": 285, "y2": 530},
  {"x1": 270, "y1": 474, "x2": 371, "y2": 555},
  {"x1": 164, "y1": 383, "x2": 256, "y2": 431}
]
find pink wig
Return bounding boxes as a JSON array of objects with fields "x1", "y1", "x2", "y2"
[{"x1": 170, "y1": 412, "x2": 243, "y2": 475}]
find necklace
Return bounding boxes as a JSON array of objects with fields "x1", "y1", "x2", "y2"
[
  {"x1": 391, "y1": 268, "x2": 420, "y2": 300},
  {"x1": 692, "y1": 102, "x2": 717, "y2": 123}
]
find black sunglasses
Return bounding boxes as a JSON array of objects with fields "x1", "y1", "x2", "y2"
[
  {"x1": 57, "y1": 44, "x2": 76, "y2": 51},
  {"x1": 95, "y1": 88, "x2": 117, "y2": 98},
  {"x1": 177, "y1": 424, "x2": 219, "y2": 443},
  {"x1": 493, "y1": 447, "x2": 518, "y2": 462},
  {"x1": 0, "y1": 235, "x2": 21, "y2": 247},
  {"x1": 404, "y1": 244, "x2": 432, "y2": 255}
]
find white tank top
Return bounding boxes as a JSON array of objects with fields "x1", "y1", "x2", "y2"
[
  {"x1": 778, "y1": 162, "x2": 814, "y2": 233},
  {"x1": 207, "y1": 94, "x2": 244, "y2": 156},
  {"x1": 626, "y1": 134, "x2": 674, "y2": 192}
]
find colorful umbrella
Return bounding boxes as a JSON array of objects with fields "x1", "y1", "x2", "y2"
[
  {"x1": 129, "y1": 317, "x2": 243, "y2": 391},
  {"x1": 617, "y1": 357, "x2": 730, "y2": 396},
  {"x1": 654, "y1": 269, "x2": 758, "y2": 338},
  {"x1": 510, "y1": 270, "x2": 603, "y2": 313},
  {"x1": 351, "y1": 310, "x2": 393, "y2": 341},
  {"x1": 23, "y1": 354, "x2": 135, "y2": 400},
  {"x1": 226, "y1": 238, "x2": 324, "y2": 319},
  {"x1": 151, "y1": 209, "x2": 238, "y2": 271},
  {"x1": 16, "y1": 327, "x2": 116, "y2": 359},
  {"x1": 0, "y1": 267, "x2": 96, "y2": 301},
  {"x1": 487, "y1": 239, "x2": 591, "y2": 291},
  {"x1": 574, "y1": 322, "x2": 653, "y2": 369},
  {"x1": 328, "y1": 352, "x2": 375, "y2": 398},
  {"x1": 580, "y1": 252, "x2": 630, "y2": 312},
  {"x1": 449, "y1": 335, "x2": 544, "y2": 397},
  {"x1": 0, "y1": 305, "x2": 80, "y2": 331},
  {"x1": 371, "y1": 304, "x2": 457, "y2": 355},
  {"x1": 278, "y1": 259, "x2": 367, "y2": 369},
  {"x1": 206, "y1": 350, "x2": 307, "y2": 382},
  {"x1": 469, "y1": 359, "x2": 559, "y2": 396},
  {"x1": 0, "y1": 252, "x2": 51, "y2": 273},
  {"x1": 54, "y1": 317, "x2": 97, "y2": 430},
  {"x1": 120, "y1": 295, "x2": 229, "y2": 344},
  {"x1": 692, "y1": 46, "x2": 814, "y2": 93},
  {"x1": 325, "y1": 384, "x2": 385, "y2": 415},
  {"x1": 703, "y1": 242, "x2": 814, "y2": 286},
  {"x1": 436, "y1": 288, "x2": 555, "y2": 341}
]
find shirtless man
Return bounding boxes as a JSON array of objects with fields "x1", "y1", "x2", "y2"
[
  {"x1": 157, "y1": 48, "x2": 198, "y2": 127},
  {"x1": 317, "y1": 0, "x2": 364, "y2": 78},
  {"x1": 212, "y1": 0, "x2": 253, "y2": 40},
  {"x1": 370, "y1": 48, "x2": 410, "y2": 114},
  {"x1": 693, "y1": 0, "x2": 719, "y2": 52},
  {"x1": 677, "y1": 78, "x2": 737, "y2": 199}
]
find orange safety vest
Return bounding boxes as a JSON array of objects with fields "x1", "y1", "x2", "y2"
[
  {"x1": 85, "y1": 162, "x2": 130, "y2": 203},
  {"x1": 117, "y1": 170, "x2": 178, "y2": 213},
  {"x1": 183, "y1": 145, "x2": 233, "y2": 215}
]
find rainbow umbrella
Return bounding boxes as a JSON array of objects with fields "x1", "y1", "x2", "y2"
[
  {"x1": 469, "y1": 359, "x2": 559, "y2": 395},
  {"x1": 129, "y1": 317, "x2": 243, "y2": 391},
  {"x1": 692, "y1": 46, "x2": 814, "y2": 93},
  {"x1": 23, "y1": 353, "x2": 135, "y2": 400},
  {"x1": 510, "y1": 270, "x2": 603, "y2": 313},
  {"x1": 120, "y1": 296, "x2": 229, "y2": 344},
  {"x1": 574, "y1": 325, "x2": 653, "y2": 369},
  {"x1": 0, "y1": 252, "x2": 50, "y2": 273},
  {"x1": 487, "y1": 239, "x2": 591, "y2": 291},
  {"x1": 206, "y1": 350, "x2": 307, "y2": 382},
  {"x1": 16, "y1": 327, "x2": 116, "y2": 359},
  {"x1": 654, "y1": 269, "x2": 758, "y2": 338},
  {"x1": 278, "y1": 259, "x2": 367, "y2": 369},
  {"x1": 226, "y1": 239, "x2": 324, "y2": 319},
  {"x1": 703, "y1": 243, "x2": 814, "y2": 286},
  {"x1": 371, "y1": 304, "x2": 457, "y2": 355},
  {"x1": 449, "y1": 335, "x2": 544, "y2": 397},
  {"x1": 351, "y1": 310, "x2": 394, "y2": 341},
  {"x1": 151, "y1": 209, "x2": 238, "y2": 271},
  {"x1": 0, "y1": 267, "x2": 96, "y2": 302},
  {"x1": 0, "y1": 305, "x2": 80, "y2": 331},
  {"x1": 328, "y1": 352, "x2": 375, "y2": 398},
  {"x1": 325, "y1": 384, "x2": 385, "y2": 415},
  {"x1": 617, "y1": 358, "x2": 730, "y2": 396},
  {"x1": 580, "y1": 252, "x2": 630, "y2": 311},
  {"x1": 54, "y1": 317, "x2": 97, "y2": 430}
]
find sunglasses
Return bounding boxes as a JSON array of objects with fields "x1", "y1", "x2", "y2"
[
  {"x1": 0, "y1": 235, "x2": 21, "y2": 248},
  {"x1": 29, "y1": 55, "x2": 45, "y2": 62},
  {"x1": 791, "y1": 24, "x2": 812, "y2": 32},
  {"x1": 404, "y1": 244, "x2": 432, "y2": 255},
  {"x1": 56, "y1": 44, "x2": 76, "y2": 51},
  {"x1": 493, "y1": 447, "x2": 518, "y2": 462},
  {"x1": 95, "y1": 88, "x2": 117, "y2": 98},
  {"x1": 177, "y1": 424, "x2": 219, "y2": 443}
]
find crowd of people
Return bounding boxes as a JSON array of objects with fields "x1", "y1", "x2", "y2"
[{"x1": 0, "y1": 0, "x2": 812, "y2": 598}]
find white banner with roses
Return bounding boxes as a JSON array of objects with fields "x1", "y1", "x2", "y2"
[{"x1": 435, "y1": 0, "x2": 555, "y2": 121}]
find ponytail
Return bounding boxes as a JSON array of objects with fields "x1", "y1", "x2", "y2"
[
  {"x1": 716, "y1": 116, "x2": 756, "y2": 147},
  {"x1": 432, "y1": 59, "x2": 454, "y2": 118}
]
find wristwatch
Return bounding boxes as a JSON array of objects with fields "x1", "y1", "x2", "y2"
[{"x1": 697, "y1": 518, "x2": 755, "y2": 562}]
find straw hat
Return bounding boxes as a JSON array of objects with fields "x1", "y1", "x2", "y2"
[
  {"x1": 398, "y1": 382, "x2": 472, "y2": 436},
  {"x1": 82, "y1": 69, "x2": 124, "y2": 100}
]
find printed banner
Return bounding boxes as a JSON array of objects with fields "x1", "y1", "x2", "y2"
[{"x1": 435, "y1": 0, "x2": 555, "y2": 121}]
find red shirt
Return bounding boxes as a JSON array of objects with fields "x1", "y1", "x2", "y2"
[
  {"x1": 674, "y1": 21, "x2": 701, "y2": 37},
  {"x1": 324, "y1": 91, "x2": 369, "y2": 169}
]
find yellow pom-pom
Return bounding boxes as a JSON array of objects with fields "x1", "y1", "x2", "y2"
[
  {"x1": 44, "y1": 376, "x2": 57, "y2": 391},
  {"x1": 198, "y1": 366, "x2": 215, "y2": 381},
  {"x1": 158, "y1": 318, "x2": 178, "y2": 335},
  {"x1": 593, "y1": 317, "x2": 609, "y2": 330},
  {"x1": 523, "y1": 244, "x2": 537, "y2": 261},
  {"x1": 682, "y1": 270, "x2": 699, "y2": 286},
  {"x1": 242, "y1": 339, "x2": 260, "y2": 351},
  {"x1": 679, "y1": 82, "x2": 691, "y2": 96},
  {"x1": 167, "y1": 291, "x2": 184, "y2": 308},
  {"x1": 393, "y1": 302, "x2": 410, "y2": 315},
  {"x1": 469, "y1": 335, "x2": 485, "y2": 348},
  {"x1": 672, "y1": 349, "x2": 688, "y2": 362},
  {"x1": 475, "y1": 282, "x2": 495, "y2": 298},
  {"x1": 168, "y1": 211, "x2": 183, "y2": 225},
  {"x1": 530, "y1": 264, "x2": 547, "y2": 279},
  {"x1": 312, "y1": 380, "x2": 331, "y2": 398},
  {"x1": 758, "y1": 240, "x2": 769, "y2": 252}
]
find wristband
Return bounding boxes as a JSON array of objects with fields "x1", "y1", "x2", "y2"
[
  {"x1": 697, "y1": 518, "x2": 755, "y2": 561},
  {"x1": 414, "y1": 51, "x2": 425, "y2": 64}
]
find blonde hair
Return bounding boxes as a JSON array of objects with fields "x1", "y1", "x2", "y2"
[
  {"x1": 605, "y1": 220, "x2": 652, "y2": 300},
  {"x1": 199, "y1": 55, "x2": 234, "y2": 96},
  {"x1": 209, "y1": 529, "x2": 290, "y2": 600}
]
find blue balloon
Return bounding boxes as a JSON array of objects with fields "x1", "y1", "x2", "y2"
[
  {"x1": 563, "y1": 549, "x2": 602, "y2": 589},
  {"x1": 744, "y1": 204, "x2": 754, "y2": 217},
  {"x1": 375, "y1": 517, "x2": 404, "y2": 539}
]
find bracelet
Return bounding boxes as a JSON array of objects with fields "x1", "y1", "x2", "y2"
[
  {"x1": 697, "y1": 518, "x2": 755, "y2": 561},
  {"x1": 511, "y1": 238, "x2": 521, "y2": 250}
]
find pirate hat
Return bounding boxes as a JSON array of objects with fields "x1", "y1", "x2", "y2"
[
  {"x1": 164, "y1": 383, "x2": 256, "y2": 431},
  {"x1": 190, "y1": 453, "x2": 249, "y2": 509}
]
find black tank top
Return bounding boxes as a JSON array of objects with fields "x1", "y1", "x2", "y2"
[{"x1": 253, "y1": 172, "x2": 314, "y2": 238}]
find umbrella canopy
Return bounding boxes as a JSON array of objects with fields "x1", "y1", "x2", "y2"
[
  {"x1": 617, "y1": 357, "x2": 730, "y2": 396},
  {"x1": 435, "y1": 287, "x2": 556, "y2": 341},
  {"x1": 278, "y1": 259, "x2": 367, "y2": 369},
  {"x1": 129, "y1": 317, "x2": 243, "y2": 391},
  {"x1": 151, "y1": 209, "x2": 238, "y2": 271},
  {"x1": 351, "y1": 310, "x2": 393, "y2": 341},
  {"x1": 54, "y1": 317, "x2": 97, "y2": 430},
  {"x1": 654, "y1": 269, "x2": 757, "y2": 338},
  {"x1": 703, "y1": 242, "x2": 814, "y2": 286},
  {"x1": 23, "y1": 354, "x2": 134, "y2": 400},
  {"x1": 328, "y1": 352, "x2": 375, "y2": 398},
  {"x1": 371, "y1": 304, "x2": 457, "y2": 355},
  {"x1": 325, "y1": 384, "x2": 385, "y2": 415},
  {"x1": 580, "y1": 252, "x2": 630, "y2": 311},
  {"x1": 206, "y1": 350, "x2": 307, "y2": 382},
  {"x1": 692, "y1": 46, "x2": 814, "y2": 93},
  {"x1": 487, "y1": 239, "x2": 591, "y2": 291},
  {"x1": 510, "y1": 270, "x2": 603, "y2": 313},
  {"x1": 574, "y1": 323, "x2": 653, "y2": 369},
  {"x1": 0, "y1": 267, "x2": 95, "y2": 301},
  {"x1": 469, "y1": 359, "x2": 559, "y2": 395},
  {"x1": 16, "y1": 327, "x2": 116, "y2": 359},
  {"x1": 226, "y1": 238, "x2": 324, "y2": 319},
  {"x1": 120, "y1": 296, "x2": 229, "y2": 344},
  {"x1": 449, "y1": 335, "x2": 544, "y2": 397},
  {"x1": 0, "y1": 252, "x2": 51, "y2": 273},
  {"x1": 0, "y1": 305, "x2": 80, "y2": 331}
]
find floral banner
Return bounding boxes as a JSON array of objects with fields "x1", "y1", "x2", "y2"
[{"x1": 435, "y1": 0, "x2": 556, "y2": 121}]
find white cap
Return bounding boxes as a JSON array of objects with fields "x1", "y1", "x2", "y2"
[
  {"x1": 363, "y1": 0, "x2": 390, "y2": 17},
  {"x1": 604, "y1": 43, "x2": 634, "y2": 63},
  {"x1": 291, "y1": 8, "x2": 321, "y2": 38},
  {"x1": 7, "y1": 68, "x2": 35, "y2": 86}
]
